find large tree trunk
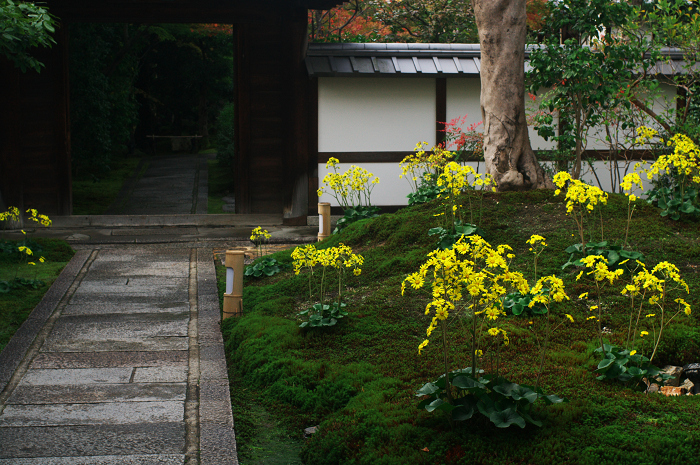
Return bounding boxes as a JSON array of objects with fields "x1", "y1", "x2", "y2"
[{"x1": 474, "y1": 0, "x2": 552, "y2": 190}]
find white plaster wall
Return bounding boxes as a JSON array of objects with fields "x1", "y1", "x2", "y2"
[
  {"x1": 581, "y1": 83, "x2": 678, "y2": 150},
  {"x1": 446, "y1": 79, "x2": 556, "y2": 151},
  {"x1": 445, "y1": 78, "x2": 482, "y2": 130},
  {"x1": 318, "y1": 77, "x2": 436, "y2": 152}
]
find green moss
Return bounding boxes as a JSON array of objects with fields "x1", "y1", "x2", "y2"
[
  {"x1": 0, "y1": 239, "x2": 75, "y2": 352},
  {"x1": 220, "y1": 189, "x2": 700, "y2": 464},
  {"x1": 208, "y1": 158, "x2": 234, "y2": 214},
  {"x1": 72, "y1": 156, "x2": 144, "y2": 215}
]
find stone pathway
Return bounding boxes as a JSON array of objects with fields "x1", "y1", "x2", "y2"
[
  {"x1": 0, "y1": 244, "x2": 236, "y2": 464},
  {"x1": 107, "y1": 154, "x2": 210, "y2": 215}
]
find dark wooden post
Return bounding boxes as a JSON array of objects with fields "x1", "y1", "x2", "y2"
[{"x1": 0, "y1": 24, "x2": 71, "y2": 216}]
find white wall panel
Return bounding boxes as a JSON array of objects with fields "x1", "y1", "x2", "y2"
[
  {"x1": 446, "y1": 79, "x2": 556, "y2": 151},
  {"x1": 578, "y1": 83, "x2": 678, "y2": 150},
  {"x1": 445, "y1": 78, "x2": 482, "y2": 130},
  {"x1": 318, "y1": 77, "x2": 436, "y2": 152}
]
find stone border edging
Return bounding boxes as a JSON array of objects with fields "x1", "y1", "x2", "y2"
[
  {"x1": 196, "y1": 248, "x2": 238, "y2": 465},
  {"x1": 0, "y1": 249, "x2": 91, "y2": 394}
]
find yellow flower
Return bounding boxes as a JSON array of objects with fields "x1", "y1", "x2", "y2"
[
  {"x1": 630, "y1": 350, "x2": 637, "y2": 356},
  {"x1": 565, "y1": 314, "x2": 574, "y2": 323},
  {"x1": 418, "y1": 339, "x2": 429, "y2": 354},
  {"x1": 640, "y1": 331, "x2": 649, "y2": 337}
]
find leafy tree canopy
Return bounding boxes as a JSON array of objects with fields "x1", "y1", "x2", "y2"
[
  {"x1": 0, "y1": 0, "x2": 56, "y2": 72},
  {"x1": 308, "y1": 0, "x2": 549, "y2": 43}
]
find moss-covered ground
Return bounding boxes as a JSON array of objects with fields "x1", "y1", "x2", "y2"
[
  {"x1": 72, "y1": 155, "x2": 146, "y2": 215},
  {"x1": 219, "y1": 190, "x2": 700, "y2": 465},
  {"x1": 0, "y1": 238, "x2": 75, "y2": 352},
  {"x1": 208, "y1": 158, "x2": 234, "y2": 214}
]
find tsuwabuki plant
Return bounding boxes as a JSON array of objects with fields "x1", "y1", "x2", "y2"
[
  {"x1": 0, "y1": 207, "x2": 50, "y2": 292},
  {"x1": 403, "y1": 235, "x2": 564, "y2": 428},
  {"x1": 245, "y1": 227, "x2": 280, "y2": 279},
  {"x1": 552, "y1": 171, "x2": 608, "y2": 256},
  {"x1": 292, "y1": 243, "x2": 363, "y2": 328},
  {"x1": 318, "y1": 157, "x2": 380, "y2": 233},
  {"x1": 635, "y1": 127, "x2": 700, "y2": 220}
]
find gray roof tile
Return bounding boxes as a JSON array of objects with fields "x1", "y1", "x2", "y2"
[{"x1": 306, "y1": 43, "x2": 688, "y2": 77}]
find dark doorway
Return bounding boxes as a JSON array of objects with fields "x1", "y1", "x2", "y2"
[
  {"x1": 68, "y1": 22, "x2": 234, "y2": 216},
  {"x1": 1, "y1": 0, "x2": 342, "y2": 222}
]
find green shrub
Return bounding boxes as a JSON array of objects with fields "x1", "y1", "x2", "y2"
[{"x1": 215, "y1": 102, "x2": 235, "y2": 167}]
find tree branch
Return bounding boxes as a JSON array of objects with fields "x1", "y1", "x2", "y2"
[{"x1": 630, "y1": 98, "x2": 672, "y2": 132}]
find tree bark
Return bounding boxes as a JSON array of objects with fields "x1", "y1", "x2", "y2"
[{"x1": 474, "y1": 0, "x2": 552, "y2": 190}]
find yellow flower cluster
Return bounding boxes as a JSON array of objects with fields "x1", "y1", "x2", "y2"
[
  {"x1": 0, "y1": 207, "x2": 51, "y2": 228},
  {"x1": 0, "y1": 206, "x2": 20, "y2": 223},
  {"x1": 17, "y1": 245, "x2": 45, "y2": 266},
  {"x1": 399, "y1": 142, "x2": 455, "y2": 192},
  {"x1": 529, "y1": 275, "x2": 569, "y2": 307},
  {"x1": 621, "y1": 260, "x2": 690, "y2": 305},
  {"x1": 437, "y1": 162, "x2": 496, "y2": 197},
  {"x1": 26, "y1": 209, "x2": 51, "y2": 228},
  {"x1": 250, "y1": 226, "x2": 271, "y2": 242},
  {"x1": 318, "y1": 157, "x2": 379, "y2": 209},
  {"x1": 553, "y1": 172, "x2": 608, "y2": 213},
  {"x1": 577, "y1": 255, "x2": 624, "y2": 285},
  {"x1": 402, "y1": 235, "x2": 528, "y2": 354},
  {"x1": 635, "y1": 126, "x2": 658, "y2": 144},
  {"x1": 620, "y1": 172, "x2": 644, "y2": 202},
  {"x1": 526, "y1": 235, "x2": 547, "y2": 247},
  {"x1": 292, "y1": 243, "x2": 363, "y2": 276},
  {"x1": 487, "y1": 326, "x2": 510, "y2": 345},
  {"x1": 635, "y1": 127, "x2": 700, "y2": 186}
]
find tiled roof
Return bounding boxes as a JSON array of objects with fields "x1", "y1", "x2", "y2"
[
  {"x1": 305, "y1": 43, "x2": 693, "y2": 77},
  {"x1": 306, "y1": 43, "x2": 482, "y2": 77}
]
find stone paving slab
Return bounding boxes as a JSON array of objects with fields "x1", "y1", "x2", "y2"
[
  {"x1": 42, "y1": 313, "x2": 189, "y2": 352},
  {"x1": 133, "y1": 366, "x2": 188, "y2": 383},
  {"x1": 41, "y1": 336, "x2": 189, "y2": 353},
  {"x1": 111, "y1": 228, "x2": 199, "y2": 236},
  {"x1": 0, "y1": 423, "x2": 184, "y2": 459},
  {"x1": 0, "y1": 455, "x2": 185, "y2": 464},
  {"x1": 0, "y1": 401, "x2": 184, "y2": 427},
  {"x1": 62, "y1": 302, "x2": 189, "y2": 315},
  {"x1": 8, "y1": 383, "x2": 187, "y2": 404},
  {"x1": 30, "y1": 351, "x2": 188, "y2": 369},
  {"x1": 71, "y1": 277, "x2": 189, "y2": 300},
  {"x1": 86, "y1": 261, "x2": 190, "y2": 278},
  {"x1": 18, "y1": 368, "x2": 133, "y2": 385}
]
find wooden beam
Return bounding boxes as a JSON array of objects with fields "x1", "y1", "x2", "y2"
[
  {"x1": 308, "y1": 78, "x2": 319, "y2": 214},
  {"x1": 48, "y1": 0, "x2": 341, "y2": 23},
  {"x1": 235, "y1": 24, "x2": 251, "y2": 213},
  {"x1": 318, "y1": 152, "x2": 410, "y2": 163},
  {"x1": 436, "y1": 77, "x2": 447, "y2": 147}
]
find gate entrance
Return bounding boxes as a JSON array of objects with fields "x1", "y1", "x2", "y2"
[{"x1": 0, "y1": 0, "x2": 341, "y2": 224}]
